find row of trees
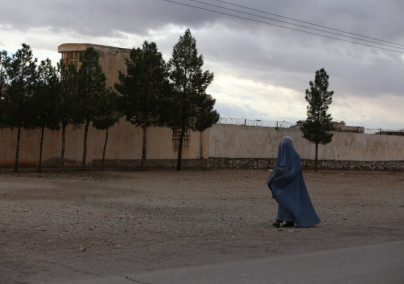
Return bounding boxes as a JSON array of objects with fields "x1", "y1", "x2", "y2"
[
  {"x1": 0, "y1": 29, "x2": 219, "y2": 172},
  {"x1": 0, "y1": 44, "x2": 121, "y2": 172}
]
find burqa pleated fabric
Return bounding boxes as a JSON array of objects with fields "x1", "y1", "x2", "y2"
[{"x1": 267, "y1": 137, "x2": 321, "y2": 227}]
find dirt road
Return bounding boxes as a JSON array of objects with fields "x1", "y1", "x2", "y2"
[{"x1": 1, "y1": 169, "x2": 403, "y2": 283}]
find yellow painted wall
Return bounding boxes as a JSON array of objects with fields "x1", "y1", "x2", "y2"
[{"x1": 0, "y1": 119, "x2": 208, "y2": 167}]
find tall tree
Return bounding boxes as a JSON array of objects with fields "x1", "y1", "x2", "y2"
[
  {"x1": 115, "y1": 41, "x2": 170, "y2": 170},
  {"x1": 168, "y1": 29, "x2": 217, "y2": 171},
  {"x1": 301, "y1": 68, "x2": 334, "y2": 172},
  {"x1": 2, "y1": 44, "x2": 38, "y2": 172},
  {"x1": 76, "y1": 47, "x2": 107, "y2": 171},
  {"x1": 92, "y1": 89, "x2": 121, "y2": 170},
  {"x1": 33, "y1": 58, "x2": 60, "y2": 172},
  {"x1": 58, "y1": 60, "x2": 79, "y2": 172}
]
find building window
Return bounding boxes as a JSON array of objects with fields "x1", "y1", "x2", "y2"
[
  {"x1": 172, "y1": 129, "x2": 189, "y2": 142},
  {"x1": 62, "y1": 51, "x2": 83, "y2": 71}
]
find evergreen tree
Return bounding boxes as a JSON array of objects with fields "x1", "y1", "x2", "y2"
[
  {"x1": 33, "y1": 58, "x2": 60, "y2": 172},
  {"x1": 301, "y1": 68, "x2": 334, "y2": 172},
  {"x1": 2, "y1": 44, "x2": 38, "y2": 172},
  {"x1": 115, "y1": 41, "x2": 170, "y2": 170},
  {"x1": 92, "y1": 89, "x2": 121, "y2": 170},
  {"x1": 168, "y1": 29, "x2": 217, "y2": 171},
  {"x1": 58, "y1": 60, "x2": 79, "y2": 172},
  {"x1": 76, "y1": 47, "x2": 107, "y2": 171}
]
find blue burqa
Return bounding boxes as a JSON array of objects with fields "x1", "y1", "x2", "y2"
[{"x1": 267, "y1": 137, "x2": 321, "y2": 227}]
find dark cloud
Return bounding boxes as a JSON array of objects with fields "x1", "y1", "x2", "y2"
[
  {"x1": 1, "y1": 0, "x2": 403, "y2": 128},
  {"x1": 0, "y1": 0, "x2": 220, "y2": 36}
]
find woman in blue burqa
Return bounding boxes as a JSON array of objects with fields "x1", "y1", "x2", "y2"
[{"x1": 267, "y1": 136, "x2": 321, "y2": 228}]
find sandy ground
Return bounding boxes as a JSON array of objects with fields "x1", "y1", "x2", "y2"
[{"x1": 0, "y1": 169, "x2": 404, "y2": 283}]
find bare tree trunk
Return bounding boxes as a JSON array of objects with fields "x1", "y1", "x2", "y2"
[
  {"x1": 176, "y1": 126, "x2": 185, "y2": 171},
  {"x1": 81, "y1": 120, "x2": 90, "y2": 171},
  {"x1": 101, "y1": 128, "x2": 109, "y2": 170},
  {"x1": 140, "y1": 126, "x2": 147, "y2": 171},
  {"x1": 199, "y1": 131, "x2": 203, "y2": 159},
  {"x1": 38, "y1": 125, "x2": 45, "y2": 173},
  {"x1": 14, "y1": 125, "x2": 22, "y2": 172},
  {"x1": 315, "y1": 142, "x2": 319, "y2": 172},
  {"x1": 61, "y1": 123, "x2": 66, "y2": 172},
  {"x1": 177, "y1": 91, "x2": 187, "y2": 171}
]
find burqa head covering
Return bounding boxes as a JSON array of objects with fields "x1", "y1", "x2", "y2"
[
  {"x1": 278, "y1": 136, "x2": 295, "y2": 167},
  {"x1": 281, "y1": 136, "x2": 293, "y2": 144}
]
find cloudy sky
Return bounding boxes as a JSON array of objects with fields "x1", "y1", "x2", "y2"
[{"x1": 1, "y1": 0, "x2": 403, "y2": 130}]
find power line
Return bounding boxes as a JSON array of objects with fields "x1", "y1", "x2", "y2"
[
  {"x1": 186, "y1": 0, "x2": 403, "y2": 50},
  {"x1": 215, "y1": 0, "x2": 404, "y2": 48},
  {"x1": 163, "y1": 0, "x2": 404, "y2": 53}
]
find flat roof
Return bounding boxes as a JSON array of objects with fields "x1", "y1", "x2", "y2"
[{"x1": 58, "y1": 43, "x2": 131, "y2": 53}]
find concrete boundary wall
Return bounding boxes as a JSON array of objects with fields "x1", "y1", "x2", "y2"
[
  {"x1": 207, "y1": 124, "x2": 404, "y2": 170},
  {"x1": 1, "y1": 122, "x2": 403, "y2": 170},
  {"x1": 208, "y1": 124, "x2": 404, "y2": 162},
  {"x1": 0, "y1": 119, "x2": 209, "y2": 168}
]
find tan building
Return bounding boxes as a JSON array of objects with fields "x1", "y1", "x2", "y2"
[
  {"x1": 331, "y1": 121, "x2": 364, "y2": 134},
  {"x1": 58, "y1": 43, "x2": 131, "y2": 88}
]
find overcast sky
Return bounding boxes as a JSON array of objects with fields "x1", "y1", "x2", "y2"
[{"x1": 1, "y1": 0, "x2": 403, "y2": 130}]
